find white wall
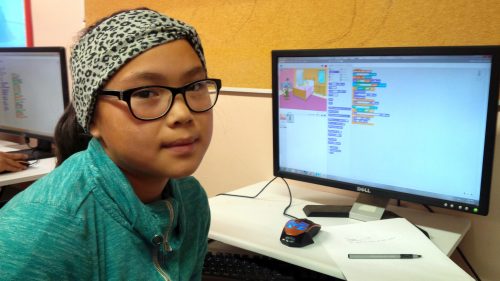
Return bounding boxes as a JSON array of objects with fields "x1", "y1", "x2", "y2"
[{"x1": 31, "y1": 0, "x2": 85, "y2": 49}]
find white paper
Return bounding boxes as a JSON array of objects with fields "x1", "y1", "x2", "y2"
[{"x1": 322, "y1": 218, "x2": 474, "y2": 281}]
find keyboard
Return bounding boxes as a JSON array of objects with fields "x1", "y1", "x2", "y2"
[
  {"x1": 9, "y1": 148, "x2": 54, "y2": 161},
  {"x1": 202, "y1": 251, "x2": 341, "y2": 281}
]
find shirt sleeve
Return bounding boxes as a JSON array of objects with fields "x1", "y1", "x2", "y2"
[{"x1": 0, "y1": 202, "x2": 93, "y2": 281}]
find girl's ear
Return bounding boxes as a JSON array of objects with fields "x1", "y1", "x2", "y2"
[{"x1": 89, "y1": 122, "x2": 101, "y2": 139}]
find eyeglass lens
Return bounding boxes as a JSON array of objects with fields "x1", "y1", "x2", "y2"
[{"x1": 130, "y1": 80, "x2": 218, "y2": 119}]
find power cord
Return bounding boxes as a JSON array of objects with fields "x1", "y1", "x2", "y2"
[
  {"x1": 456, "y1": 247, "x2": 481, "y2": 281},
  {"x1": 422, "y1": 204, "x2": 481, "y2": 281},
  {"x1": 216, "y1": 177, "x2": 298, "y2": 219}
]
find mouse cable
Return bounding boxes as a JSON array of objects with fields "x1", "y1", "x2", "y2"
[
  {"x1": 216, "y1": 176, "x2": 279, "y2": 199},
  {"x1": 216, "y1": 176, "x2": 298, "y2": 220},
  {"x1": 421, "y1": 204, "x2": 481, "y2": 281},
  {"x1": 280, "y1": 177, "x2": 298, "y2": 219}
]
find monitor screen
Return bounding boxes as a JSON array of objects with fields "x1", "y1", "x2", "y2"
[
  {"x1": 272, "y1": 46, "x2": 499, "y2": 217},
  {"x1": 0, "y1": 47, "x2": 69, "y2": 145}
]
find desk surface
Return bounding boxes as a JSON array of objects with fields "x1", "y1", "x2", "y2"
[
  {"x1": 208, "y1": 181, "x2": 471, "y2": 279},
  {"x1": 0, "y1": 140, "x2": 56, "y2": 187}
]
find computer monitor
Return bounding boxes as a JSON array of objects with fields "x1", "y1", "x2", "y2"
[
  {"x1": 0, "y1": 47, "x2": 69, "y2": 152},
  {"x1": 272, "y1": 46, "x2": 499, "y2": 220}
]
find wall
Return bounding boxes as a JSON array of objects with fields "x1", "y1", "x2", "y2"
[
  {"x1": 85, "y1": 0, "x2": 500, "y2": 89},
  {"x1": 31, "y1": 0, "x2": 84, "y2": 49}
]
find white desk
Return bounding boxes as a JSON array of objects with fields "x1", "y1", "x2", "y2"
[
  {"x1": 208, "y1": 181, "x2": 471, "y2": 279},
  {"x1": 0, "y1": 140, "x2": 56, "y2": 187}
]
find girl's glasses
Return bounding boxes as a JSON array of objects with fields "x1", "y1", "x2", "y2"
[{"x1": 99, "y1": 78, "x2": 221, "y2": 120}]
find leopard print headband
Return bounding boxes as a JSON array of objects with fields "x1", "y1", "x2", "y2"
[{"x1": 70, "y1": 9, "x2": 206, "y2": 132}]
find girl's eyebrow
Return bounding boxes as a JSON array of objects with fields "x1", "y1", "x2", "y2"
[{"x1": 183, "y1": 66, "x2": 206, "y2": 78}]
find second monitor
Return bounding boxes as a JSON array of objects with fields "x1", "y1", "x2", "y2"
[{"x1": 0, "y1": 47, "x2": 69, "y2": 157}]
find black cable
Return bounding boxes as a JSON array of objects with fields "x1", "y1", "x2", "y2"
[
  {"x1": 422, "y1": 204, "x2": 433, "y2": 213},
  {"x1": 456, "y1": 247, "x2": 481, "y2": 281},
  {"x1": 216, "y1": 176, "x2": 298, "y2": 219},
  {"x1": 216, "y1": 176, "x2": 279, "y2": 199},
  {"x1": 422, "y1": 204, "x2": 481, "y2": 281},
  {"x1": 280, "y1": 178, "x2": 298, "y2": 219}
]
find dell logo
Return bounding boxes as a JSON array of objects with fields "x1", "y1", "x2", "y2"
[{"x1": 357, "y1": 186, "x2": 371, "y2": 194}]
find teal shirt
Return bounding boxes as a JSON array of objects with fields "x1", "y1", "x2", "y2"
[{"x1": 0, "y1": 138, "x2": 210, "y2": 281}]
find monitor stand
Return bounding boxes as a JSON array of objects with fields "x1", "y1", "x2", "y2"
[
  {"x1": 349, "y1": 193, "x2": 390, "y2": 221},
  {"x1": 303, "y1": 193, "x2": 396, "y2": 221},
  {"x1": 34, "y1": 139, "x2": 52, "y2": 152},
  {"x1": 12, "y1": 138, "x2": 55, "y2": 160}
]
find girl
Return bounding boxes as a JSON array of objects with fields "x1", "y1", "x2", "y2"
[{"x1": 0, "y1": 8, "x2": 219, "y2": 280}]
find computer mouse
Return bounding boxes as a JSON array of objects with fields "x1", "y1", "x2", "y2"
[{"x1": 280, "y1": 218, "x2": 321, "y2": 247}]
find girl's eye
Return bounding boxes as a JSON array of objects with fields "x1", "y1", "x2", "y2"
[
  {"x1": 132, "y1": 89, "x2": 161, "y2": 99},
  {"x1": 189, "y1": 81, "x2": 208, "y2": 92}
]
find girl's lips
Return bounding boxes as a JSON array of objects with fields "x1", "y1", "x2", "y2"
[
  {"x1": 166, "y1": 143, "x2": 195, "y2": 154},
  {"x1": 164, "y1": 137, "x2": 196, "y2": 147},
  {"x1": 162, "y1": 137, "x2": 197, "y2": 154}
]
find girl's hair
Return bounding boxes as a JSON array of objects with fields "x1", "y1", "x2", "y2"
[{"x1": 53, "y1": 103, "x2": 92, "y2": 166}]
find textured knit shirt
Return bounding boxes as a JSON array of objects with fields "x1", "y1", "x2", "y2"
[{"x1": 0, "y1": 138, "x2": 210, "y2": 281}]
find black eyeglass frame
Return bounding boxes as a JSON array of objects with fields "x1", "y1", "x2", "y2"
[{"x1": 99, "y1": 78, "x2": 222, "y2": 121}]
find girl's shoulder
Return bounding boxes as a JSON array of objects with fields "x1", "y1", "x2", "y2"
[{"x1": 3, "y1": 151, "x2": 98, "y2": 216}]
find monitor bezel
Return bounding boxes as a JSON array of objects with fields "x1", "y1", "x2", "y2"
[
  {"x1": 272, "y1": 45, "x2": 500, "y2": 216},
  {"x1": 0, "y1": 46, "x2": 70, "y2": 142}
]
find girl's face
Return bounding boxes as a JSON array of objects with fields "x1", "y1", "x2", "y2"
[{"x1": 90, "y1": 40, "x2": 213, "y2": 186}]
